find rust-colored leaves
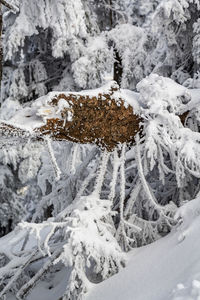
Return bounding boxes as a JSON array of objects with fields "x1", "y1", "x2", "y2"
[{"x1": 37, "y1": 91, "x2": 141, "y2": 151}]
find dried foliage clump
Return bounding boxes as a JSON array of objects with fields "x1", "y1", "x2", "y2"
[
  {"x1": 0, "y1": 83, "x2": 191, "y2": 151},
  {"x1": 37, "y1": 89, "x2": 141, "y2": 151}
]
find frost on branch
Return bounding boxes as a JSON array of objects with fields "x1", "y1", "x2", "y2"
[
  {"x1": 0, "y1": 78, "x2": 193, "y2": 151},
  {"x1": 0, "y1": 149, "x2": 126, "y2": 300},
  {"x1": 1, "y1": 75, "x2": 200, "y2": 298},
  {"x1": 137, "y1": 74, "x2": 200, "y2": 206},
  {"x1": 0, "y1": 81, "x2": 141, "y2": 151}
]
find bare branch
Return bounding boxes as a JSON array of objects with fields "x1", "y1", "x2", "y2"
[{"x1": 0, "y1": 0, "x2": 14, "y2": 10}]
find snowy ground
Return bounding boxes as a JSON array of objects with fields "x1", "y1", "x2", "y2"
[
  {"x1": 7, "y1": 197, "x2": 200, "y2": 300},
  {"x1": 5, "y1": 198, "x2": 200, "y2": 300},
  {"x1": 86, "y1": 198, "x2": 200, "y2": 300},
  {"x1": 8, "y1": 267, "x2": 70, "y2": 300}
]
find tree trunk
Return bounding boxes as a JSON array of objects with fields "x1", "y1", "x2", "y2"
[
  {"x1": 113, "y1": 47, "x2": 123, "y2": 87},
  {"x1": 108, "y1": 0, "x2": 123, "y2": 87}
]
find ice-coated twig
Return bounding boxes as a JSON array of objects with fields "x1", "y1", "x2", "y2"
[
  {"x1": 92, "y1": 149, "x2": 110, "y2": 198},
  {"x1": 0, "y1": 249, "x2": 37, "y2": 299},
  {"x1": 109, "y1": 148, "x2": 120, "y2": 202},
  {"x1": 124, "y1": 179, "x2": 140, "y2": 217},
  {"x1": 119, "y1": 144, "x2": 126, "y2": 222},
  {"x1": 116, "y1": 144, "x2": 141, "y2": 250},
  {"x1": 55, "y1": 171, "x2": 96, "y2": 222},
  {"x1": 32, "y1": 148, "x2": 98, "y2": 223},
  {"x1": 135, "y1": 134, "x2": 175, "y2": 222},
  {"x1": 16, "y1": 248, "x2": 62, "y2": 300},
  {"x1": 135, "y1": 134, "x2": 163, "y2": 211},
  {"x1": 119, "y1": 145, "x2": 141, "y2": 234},
  {"x1": 45, "y1": 136, "x2": 61, "y2": 181},
  {"x1": 70, "y1": 144, "x2": 79, "y2": 175}
]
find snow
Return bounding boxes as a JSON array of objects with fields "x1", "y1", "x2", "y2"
[
  {"x1": 26, "y1": 267, "x2": 71, "y2": 300},
  {"x1": 3, "y1": 0, "x2": 200, "y2": 298},
  {"x1": 187, "y1": 89, "x2": 200, "y2": 111},
  {"x1": 7, "y1": 265, "x2": 71, "y2": 300},
  {"x1": 121, "y1": 89, "x2": 140, "y2": 112},
  {"x1": 0, "y1": 98, "x2": 21, "y2": 121},
  {"x1": 86, "y1": 198, "x2": 200, "y2": 300},
  {"x1": 0, "y1": 81, "x2": 141, "y2": 134},
  {"x1": 1, "y1": 77, "x2": 199, "y2": 137},
  {"x1": 6, "y1": 196, "x2": 200, "y2": 300},
  {"x1": 3, "y1": 106, "x2": 45, "y2": 132},
  {"x1": 137, "y1": 74, "x2": 191, "y2": 115},
  {"x1": 1, "y1": 76, "x2": 200, "y2": 299}
]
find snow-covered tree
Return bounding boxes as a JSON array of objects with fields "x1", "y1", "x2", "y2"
[
  {"x1": 1, "y1": 0, "x2": 97, "y2": 102},
  {"x1": 1, "y1": 1, "x2": 200, "y2": 299},
  {"x1": 148, "y1": 0, "x2": 200, "y2": 83},
  {"x1": 1, "y1": 72, "x2": 200, "y2": 298}
]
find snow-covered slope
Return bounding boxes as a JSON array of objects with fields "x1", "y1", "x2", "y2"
[{"x1": 86, "y1": 197, "x2": 200, "y2": 300}]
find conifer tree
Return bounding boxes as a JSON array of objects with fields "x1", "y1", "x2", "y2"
[{"x1": 1, "y1": 1, "x2": 200, "y2": 299}]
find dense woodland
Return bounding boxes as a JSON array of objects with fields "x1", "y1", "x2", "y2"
[{"x1": 0, "y1": 0, "x2": 200, "y2": 299}]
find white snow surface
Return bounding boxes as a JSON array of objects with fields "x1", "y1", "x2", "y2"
[
  {"x1": 2, "y1": 77, "x2": 199, "y2": 135},
  {"x1": 0, "y1": 81, "x2": 140, "y2": 133},
  {"x1": 86, "y1": 197, "x2": 200, "y2": 300},
  {"x1": 11, "y1": 196, "x2": 200, "y2": 300},
  {"x1": 7, "y1": 197, "x2": 200, "y2": 300}
]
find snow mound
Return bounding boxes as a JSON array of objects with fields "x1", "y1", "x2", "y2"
[{"x1": 86, "y1": 197, "x2": 200, "y2": 300}]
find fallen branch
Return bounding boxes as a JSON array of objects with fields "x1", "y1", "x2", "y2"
[{"x1": 0, "y1": 81, "x2": 190, "y2": 151}]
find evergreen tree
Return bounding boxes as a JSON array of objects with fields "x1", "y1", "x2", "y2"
[{"x1": 1, "y1": 1, "x2": 200, "y2": 299}]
